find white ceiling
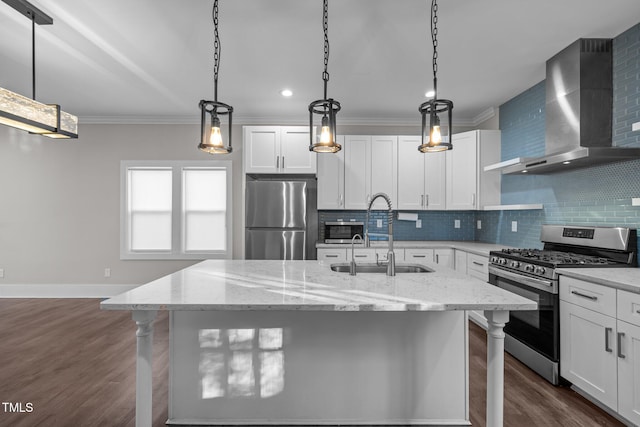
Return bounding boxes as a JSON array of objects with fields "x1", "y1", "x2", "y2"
[{"x1": 2, "y1": 0, "x2": 640, "y2": 126}]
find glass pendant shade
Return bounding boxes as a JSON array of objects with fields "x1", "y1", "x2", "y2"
[
  {"x1": 42, "y1": 105, "x2": 79, "y2": 138},
  {"x1": 419, "y1": 99, "x2": 453, "y2": 153},
  {"x1": 0, "y1": 87, "x2": 57, "y2": 134},
  {"x1": 199, "y1": 100, "x2": 233, "y2": 154},
  {"x1": 309, "y1": 102, "x2": 341, "y2": 153}
]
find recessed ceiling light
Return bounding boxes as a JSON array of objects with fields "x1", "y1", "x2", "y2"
[
  {"x1": 280, "y1": 89, "x2": 293, "y2": 97},
  {"x1": 425, "y1": 90, "x2": 435, "y2": 98},
  {"x1": 522, "y1": 170, "x2": 528, "y2": 173},
  {"x1": 562, "y1": 161, "x2": 571, "y2": 165}
]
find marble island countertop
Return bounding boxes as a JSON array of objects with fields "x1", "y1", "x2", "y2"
[{"x1": 101, "y1": 259, "x2": 535, "y2": 312}]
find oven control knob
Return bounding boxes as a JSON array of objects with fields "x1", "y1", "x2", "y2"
[
  {"x1": 535, "y1": 266, "x2": 546, "y2": 275},
  {"x1": 499, "y1": 258, "x2": 508, "y2": 265},
  {"x1": 510, "y1": 261, "x2": 520, "y2": 268},
  {"x1": 524, "y1": 264, "x2": 534, "y2": 272},
  {"x1": 490, "y1": 256, "x2": 497, "y2": 263}
]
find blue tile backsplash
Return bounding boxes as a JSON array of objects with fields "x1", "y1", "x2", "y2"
[{"x1": 319, "y1": 22, "x2": 640, "y2": 263}]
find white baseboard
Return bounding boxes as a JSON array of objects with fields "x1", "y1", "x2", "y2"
[
  {"x1": 468, "y1": 310, "x2": 488, "y2": 329},
  {"x1": 0, "y1": 284, "x2": 138, "y2": 298}
]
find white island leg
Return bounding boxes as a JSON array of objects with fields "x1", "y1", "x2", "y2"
[
  {"x1": 133, "y1": 310, "x2": 157, "y2": 427},
  {"x1": 484, "y1": 310, "x2": 509, "y2": 427}
]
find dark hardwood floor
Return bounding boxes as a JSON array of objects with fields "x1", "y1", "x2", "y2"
[{"x1": 0, "y1": 299, "x2": 626, "y2": 426}]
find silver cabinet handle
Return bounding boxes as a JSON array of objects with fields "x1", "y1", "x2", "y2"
[
  {"x1": 276, "y1": 156, "x2": 280, "y2": 169},
  {"x1": 282, "y1": 156, "x2": 285, "y2": 169},
  {"x1": 618, "y1": 332, "x2": 626, "y2": 359},
  {"x1": 421, "y1": 195, "x2": 424, "y2": 207},
  {"x1": 471, "y1": 194, "x2": 476, "y2": 206},
  {"x1": 571, "y1": 290, "x2": 598, "y2": 301},
  {"x1": 412, "y1": 254, "x2": 427, "y2": 258},
  {"x1": 472, "y1": 261, "x2": 484, "y2": 266},
  {"x1": 339, "y1": 194, "x2": 343, "y2": 206},
  {"x1": 425, "y1": 194, "x2": 429, "y2": 207},
  {"x1": 325, "y1": 254, "x2": 338, "y2": 258},
  {"x1": 354, "y1": 254, "x2": 367, "y2": 258},
  {"x1": 605, "y1": 327, "x2": 613, "y2": 353},
  {"x1": 436, "y1": 254, "x2": 440, "y2": 263},
  {"x1": 636, "y1": 309, "x2": 640, "y2": 315}
]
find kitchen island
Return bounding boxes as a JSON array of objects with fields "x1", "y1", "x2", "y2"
[{"x1": 101, "y1": 259, "x2": 536, "y2": 427}]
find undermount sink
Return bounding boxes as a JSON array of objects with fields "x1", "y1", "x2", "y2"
[{"x1": 330, "y1": 263, "x2": 433, "y2": 274}]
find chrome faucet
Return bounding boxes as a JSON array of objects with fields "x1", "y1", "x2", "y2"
[
  {"x1": 350, "y1": 234, "x2": 363, "y2": 275},
  {"x1": 365, "y1": 193, "x2": 395, "y2": 276}
]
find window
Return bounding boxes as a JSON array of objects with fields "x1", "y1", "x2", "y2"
[{"x1": 121, "y1": 160, "x2": 232, "y2": 260}]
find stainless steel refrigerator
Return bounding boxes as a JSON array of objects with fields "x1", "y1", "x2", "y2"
[{"x1": 245, "y1": 176, "x2": 317, "y2": 260}]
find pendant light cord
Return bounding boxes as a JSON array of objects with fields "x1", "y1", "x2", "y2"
[
  {"x1": 31, "y1": 13, "x2": 36, "y2": 100},
  {"x1": 431, "y1": 0, "x2": 438, "y2": 99},
  {"x1": 322, "y1": 0, "x2": 329, "y2": 100},
  {"x1": 213, "y1": 0, "x2": 221, "y2": 102}
]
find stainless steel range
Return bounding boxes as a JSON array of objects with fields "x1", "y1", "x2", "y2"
[{"x1": 488, "y1": 225, "x2": 637, "y2": 385}]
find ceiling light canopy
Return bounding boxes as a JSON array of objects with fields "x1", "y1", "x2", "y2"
[
  {"x1": 199, "y1": 0, "x2": 233, "y2": 155},
  {"x1": 0, "y1": 0, "x2": 78, "y2": 139},
  {"x1": 308, "y1": 0, "x2": 341, "y2": 154},
  {"x1": 418, "y1": 0, "x2": 452, "y2": 153}
]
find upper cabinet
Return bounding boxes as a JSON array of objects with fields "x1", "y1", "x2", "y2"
[
  {"x1": 397, "y1": 136, "x2": 446, "y2": 210},
  {"x1": 317, "y1": 135, "x2": 345, "y2": 209},
  {"x1": 244, "y1": 126, "x2": 317, "y2": 174},
  {"x1": 344, "y1": 135, "x2": 397, "y2": 210},
  {"x1": 446, "y1": 130, "x2": 501, "y2": 210}
]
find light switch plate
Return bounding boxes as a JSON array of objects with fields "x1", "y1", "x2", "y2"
[
  {"x1": 511, "y1": 221, "x2": 518, "y2": 232},
  {"x1": 416, "y1": 219, "x2": 422, "y2": 228},
  {"x1": 376, "y1": 219, "x2": 383, "y2": 228},
  {"x1": 477, "y1": 220, "x2": 482, "y2": 229},
  {"x1": 632, "y1": 122, "x2": 640, "y2": 132},
  {"x1": 454, "y1": 219, "x2": 461, "y2": 229},
  {"x1": 633, "y1": 197, "x2": 640, "y2": 206}
]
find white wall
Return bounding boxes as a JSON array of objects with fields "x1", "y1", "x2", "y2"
[{"x1": 0, "y1": 123, "x2": 244, "y2": 285}]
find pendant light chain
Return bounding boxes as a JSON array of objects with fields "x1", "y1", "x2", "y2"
[
  {"x1": 431, "y1": 0, "x2": 438, "y2": 98},
  {"x1": 322, "y1": 0, "x2": 330, "y2": 100},
  {"x1": 213, "y1": 0, "x2": 221, "y2": 102}
]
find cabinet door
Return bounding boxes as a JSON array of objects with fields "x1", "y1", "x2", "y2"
[
  {"x1": 617, "y1": 320, "x2": 640, "y2": 426},
  {"x1": 397, "y1": 136, "x2": 425, "y2": 210},
  {"x1": 281, "y1": 127, "x2": 316, "y2": 174},
  {"x1": 434, "y1": 249, "x2": 454, "y2": 268},
  {"x1": 369, "y1": 136, "x2": 398, "y2": 210},
  {"x1": 317, "y1": 136, "x2": 345, "y2": 209},
  {"x1": 446, "y1": 131, "x2": 478, "y2": 210},
  {"x1": 454, "y1": 250, "x2": 468, "y2": 274},
  {"x1": 244, "y1": 126, "x2": 281, "y2": 173},
  {"x1": 344, "y1": 136, "x2": 370, "y2": 210},
  {"x1": 560, "y1": 301, "x2": 618, "y2": 410},
  {"x1": 424, "y1": 151, "x2": 446, "y2": 210}
]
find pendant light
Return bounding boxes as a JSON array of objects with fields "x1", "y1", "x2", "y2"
[
  {"x1": 199, "y1": 0, "x2": 233, "y2": 154},
  {"x1": 0, "y1": 0, "x2": 78, "y2": 139},
  {"x1": 308, "y1": 0, "x2": 341, "y2": 153},
  {"x1": 418, "y1": 0, "x2": 453, "y2": 153}
]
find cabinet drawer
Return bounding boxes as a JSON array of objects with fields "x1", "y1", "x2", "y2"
[
  {"x1": 617, "y1": 289, "x2": 640, "y2": 328},
  {"x1": 560, "y1": 276, "x2": 616, "y2": 317},
  {"x1": 352, "y1": 248, "x2": 376, "y2": 262},
  {"x1": 467, "y1": 253, "x2": 489, "y2": 276},
  {"x1": 404, "y1": 249, "x2": 434, "y2": 264},
  {"x1": 317, "y1": 249, "x2": 347, "y2": 263}
]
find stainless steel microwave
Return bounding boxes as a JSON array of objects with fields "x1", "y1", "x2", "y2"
[{"x1": 324, "y1": 221, "x2": 364, "y2": 243}]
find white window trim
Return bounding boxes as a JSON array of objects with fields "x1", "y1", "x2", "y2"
[{"x1": 120, "y1": 160, "x2": 233, "y2": 260}]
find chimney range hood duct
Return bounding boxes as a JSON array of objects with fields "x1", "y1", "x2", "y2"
[{"x1": 492, "y1": 38, "x2": 640, "y2": 174}]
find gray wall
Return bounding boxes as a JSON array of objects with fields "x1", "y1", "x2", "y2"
[{"x1": 0, "y1": 123, "x2": 245, "y2": 285}]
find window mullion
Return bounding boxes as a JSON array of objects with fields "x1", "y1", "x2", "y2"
[{"x1": 172, "y1": 165, "x2": 183, "y2": 256}]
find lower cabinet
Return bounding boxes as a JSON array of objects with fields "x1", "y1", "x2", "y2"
[
  {"x1": 317, "y1": 248, "x2": 347, "y2": 263},
  {"x1": 404, "y1": 248, "x2": 453, "y2": 268},
  {"x1": 560, "y1": 276, "x2": 640, "y2": 425}
]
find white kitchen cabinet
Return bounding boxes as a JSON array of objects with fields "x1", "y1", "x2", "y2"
[
  {"x1": 244, "y1": 126, "x2": 316, "y2": 174},
  {"x1": 455, "y1": 250, "x2": 468, "y2": 274},
  {"x1": 467, "y1": 253, "x2": 489, "y2": 281},
  {"x1": 446, "y1": 130, "x2": 500, "y2": 210},
  {"x1": 344, "y1": 135, "x2": 397, "y2": 210},
  {"x1": 405, "y1": 248, "x2": 434, "y2": 265},
  {"x1": 559, "y1": 276, "x2": 640, "y2": 421},
  {"x1": 397, "y1": 136, "x2": 446, "y2": 210},
  {"x1": 434, "y1": 248, "x2": 454, "y2": 269},
  {"x1": 317, "y1": 135, "x2": 345, "y2": 209},
  {"x1": 317, "y1": 248, "x2": 347, "y2": 263}
]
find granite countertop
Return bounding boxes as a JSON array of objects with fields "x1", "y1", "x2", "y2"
[
  {"x1": 557, "y1": 267, "x2": 640, "y2": 294},
  {"x1": 316, "y1": 240, "x2": 510, "y2": 257},
  {"x1": 101, "y1": 259, "x2": 535, "y2": 312}
]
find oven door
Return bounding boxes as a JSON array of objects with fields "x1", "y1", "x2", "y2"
[{"x1": 488, "y1": 266, "x2": 559, "y2": 362}]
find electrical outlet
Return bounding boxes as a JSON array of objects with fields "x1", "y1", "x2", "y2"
[
  {"x1": 477, "y1": 220, "x2": 482, "y2": 229},
  {"x1": 104, "y1": 268, "x2": 111, "y2": 278},
  {"x1": 416, "y1": 219, "x2": 422, "y2": 228},
  {"x1": 632, "y1": 122, "x2": 640, "y2": 132},
  {"x1": 633, "y1": 198, "x2": 640, "y2": 206},
  {"x1": 511, "y1": 221, "x2": 518, "y2": 232},
  {"x1": 454, "y1": 219, "x2": 461, "y2": 229},
  {"x1": 376, "y1": 219, "x2": 383, "y2": 228}
]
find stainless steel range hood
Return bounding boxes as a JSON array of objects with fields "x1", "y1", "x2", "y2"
[{"x1": 488, "y1": 38, "x2": 640, "y2": 175}]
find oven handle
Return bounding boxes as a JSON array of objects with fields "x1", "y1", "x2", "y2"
[{"x1": 489, "y1": 265, "x2": 558, "y2": 294}]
